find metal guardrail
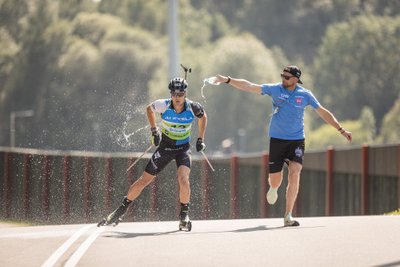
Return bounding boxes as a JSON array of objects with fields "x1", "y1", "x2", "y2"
[{"x1": 0, "y1": 144, "x2": 399, "y2": 224}]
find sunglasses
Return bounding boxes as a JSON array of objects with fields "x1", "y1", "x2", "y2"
[
  {"x1": 280, "y1": 73, "x2": 295, "y2": 80},
  {"x1": 171, "y1": 92, "x2": 185, "y2": 97}
]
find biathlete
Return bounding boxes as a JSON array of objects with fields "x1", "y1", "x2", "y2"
[{"x1": 98, "y1": 77, "x2": 207, "y2": 231}]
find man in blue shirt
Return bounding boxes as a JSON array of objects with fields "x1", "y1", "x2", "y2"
[{"x1": 214, "y1": 66, "x2": 352, "y2": 226}]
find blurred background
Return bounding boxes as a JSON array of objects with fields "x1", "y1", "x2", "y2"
[{"x1": 1, "y1": 0, "x2": 399, "y2": 154}]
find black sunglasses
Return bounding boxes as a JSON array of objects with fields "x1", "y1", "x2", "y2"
[
  {"x1": 280, "y1": 73, "x2": 295, "y2": 80},
  {"x1": 171, "y1": 92, "x2": 185, "y2": 97}
]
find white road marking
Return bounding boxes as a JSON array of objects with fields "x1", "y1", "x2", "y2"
[
  {"x1": 0, "y1": 229, "x2": 80, "y2": 239},
  {"x1": 64, "y1": 226, "x2": 106, "y2": 267},
  {"x1": 41, "y1": 225, "x2": 93, "y2": 267}
]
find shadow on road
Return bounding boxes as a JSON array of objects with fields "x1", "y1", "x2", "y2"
[
  {"x1": 206, "y1": 224, "x2": 324, "y2": 234},
  {"x1": 101, "y1": 224, "x2": 325, "y2": 239},
  {"x1": 372, "y1": 260, "x2": 400, "y2": 267},
  {"x1": 103, "y1": 230, "x2": 180, "y2": 238}
]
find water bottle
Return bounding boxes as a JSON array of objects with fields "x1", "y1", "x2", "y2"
[{"x1": 205, "y1": 76, "x2": 220, "y2": 85}]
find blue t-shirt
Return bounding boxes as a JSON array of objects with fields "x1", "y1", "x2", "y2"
[{"x1": 261, "y1": 83, "x2": 320, "y2": 140}]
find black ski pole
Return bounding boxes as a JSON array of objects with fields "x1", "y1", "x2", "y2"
[{"x1": 180, "y1": 64, "x2": 191, "y2": 80}]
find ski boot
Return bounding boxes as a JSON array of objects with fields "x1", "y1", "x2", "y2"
[
  {"x1": 97, "y1": 197, "x2": 131, "y2": 227},
  {"x1": 178, "y1": 203, "x2": 192, "y2": 232}
]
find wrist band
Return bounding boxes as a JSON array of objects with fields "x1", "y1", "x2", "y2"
[{"x1": 225, "y1": 76, "x2": 231, "y2": 84}]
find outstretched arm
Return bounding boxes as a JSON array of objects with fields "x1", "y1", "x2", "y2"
[
  {"x1": 214, "y1": 74, "x2": 262, "y2": 94},
  {"x1": 315, "y1": 106, "x2": 352, "y2": 141}
]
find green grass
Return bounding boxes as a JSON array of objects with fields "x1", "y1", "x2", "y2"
[{"x1": 384, "y1": 209, "x2": 400, "y2": 215}]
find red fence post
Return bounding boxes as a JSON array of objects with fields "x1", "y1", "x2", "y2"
[
  {"x1": 230, "y1": 154, "x2": 239, "y2": 219},
  {"x1": 105, "y1": 158, "x2": 113, "y2": 211},
  {"x1": 23, "y1": 154, "x2": 32, "y2": 219},
  {"x1": 42, "y1": 155, "x2": 50, "y2": 221},
  {"x1": 201, "y1": 160, "x2": 210, "y2": 220},
  {"x1": 63, "y1": 155, "x2": 71, "y2": 222},
  {"x1": 3, "y1": 152, "x2": 12, "y2": 218},
  {"x1": 361, "y1": 145, "x2": 369, "y2": 215},
  {"x1": 83, "y1": 157, "x2": 92, "y2": 222},
  {"x1": 325, "y1": 147, "x2": 334, "y2": 216},
  {"x1": 260, "y1": 153, "x2": 269, "y2": 218}
]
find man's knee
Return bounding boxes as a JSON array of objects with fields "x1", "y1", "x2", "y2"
[{"x1": 289, "y1": 162, "x2": 302, "y2": 175}]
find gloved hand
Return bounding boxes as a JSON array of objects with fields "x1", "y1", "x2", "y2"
[
  {"x1": 196, "y1": 138, "x2": 206, "y2": 152},
  {"x1": 151, "y1": 127, "x2": 161, "y2": 147}
]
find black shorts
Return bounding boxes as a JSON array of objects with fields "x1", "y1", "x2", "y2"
[
  {"x1": 144, "y1": 143, "x2": 191, "y2": 175},
  {"x1": 269, "y1": 137, "x2": 305, "y2": 173}
]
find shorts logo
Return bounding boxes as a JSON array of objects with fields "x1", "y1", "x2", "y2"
[
  {"x1": 154, "y1": 151, "x2": 161, "y2": 159},
  {"x1": 150, "y1": 158, "x2": 158, "y2": 170},
  {"x1": 295, "y1": 147, "x2": 303, "y2": 158}
]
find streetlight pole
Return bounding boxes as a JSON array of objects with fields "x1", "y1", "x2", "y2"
[
  {"x1": 168, "y1": 0, "x2": 179, "y2": 79},
  {"x1": 10, "y1": 110, "x2": 34, "y2": 147}
]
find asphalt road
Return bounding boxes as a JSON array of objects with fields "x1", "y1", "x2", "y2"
[{"x1": 0, "y1": 215, "x2": 399, "y2": 267}]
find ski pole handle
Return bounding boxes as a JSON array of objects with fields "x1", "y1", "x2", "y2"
[{"x1": 126, "y1": 145, "x2": 153, "y2": 173}]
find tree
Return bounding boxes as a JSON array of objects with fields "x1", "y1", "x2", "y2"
[
  {"x1": 42, "y1": 13, "x2": 164, "y2": 151},
  {"x1": 0, "y1": 0, "x2": 57, "y2": 147},
  {"x1": 196, "y1": 33, "x2": 285, "y2": 152},
  {"x1": 359, "y1": 106, "x2": 376, "y2": 144},
  {"x1": 0, "y1": 0, "x2": 29, "y2": 41},
  {"x1": 0, "y1": 28, "x2": 19, "y2": 94},
  {"x1": 307, "y1": 106, "x2": 377, "y2": 149},
  {"x1": 376, "y1": 98, "x2": 400, "y2": 144},
  {"x1": 313, "y1": 15, "x2": 400, "y2": 131}
]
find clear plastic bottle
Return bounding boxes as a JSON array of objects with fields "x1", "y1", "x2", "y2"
[{"x1": 204, "y1": 76, "x2": 220, "y2": 85}]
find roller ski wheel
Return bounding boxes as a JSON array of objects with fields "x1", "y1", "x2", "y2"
[
  {"x1": 179, "y1": 218, "x2": 192, "y2": 232},
  {"x1": 97, "y1": 217, "x2": 122, "y2": 227},
  {"x1": 97, "y1": 206, "x2": 126, "y2": 227}
]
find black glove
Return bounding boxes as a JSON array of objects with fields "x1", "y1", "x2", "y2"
[
  {"x1": 196, "y1": 138, "x2": 206, "y2": 152},
  {"x1": 151, "y1": 127, "x2": 161, "y2": 146}
]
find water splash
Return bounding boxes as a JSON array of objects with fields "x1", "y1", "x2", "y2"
[
  {"x1": 110, "y1": 103, "x2": 151, "y2": 151},
  {"x1": 201, "y1": 76, "x2": 220, "y2": 100},
  {"x1": 122, "y1": 125, "x2": 149, "y2": 144}
]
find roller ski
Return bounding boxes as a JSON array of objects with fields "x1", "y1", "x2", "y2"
[
  {"x1": 178, "y1": 203, "x2": 192, "y2": 232},
  {"x1": 97, "y1": 197, "x2": 131, "y2": 227}
]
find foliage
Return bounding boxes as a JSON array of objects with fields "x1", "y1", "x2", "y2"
[
  {"x1": 198, "y1": 33, "x2": 284, "y2": 152},
  {"x1": 376, "y1": 98, "x2": 400, "y2": 144},
  {"x1": 0, "y1": 0, "x2": 399, "y2": 152},
  {"x1": 384, "y1": 209, "x2": 400, "y2": 215},
  {"x1": 307, "y1": 107, "x2": 378, "y2": 150},
  {"x1": 0, "y1": 0, "x2": 29, "y2": 41},
  {"x1": 313, "y1": 15, "x2": 400, "y2": 130},
  {"x1": 0, "y1": 28, "x2": 19, "y2": 94},
  {"x1": 307, "y1": 120, "x2": 354, "y2": 150}
]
